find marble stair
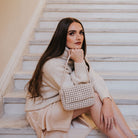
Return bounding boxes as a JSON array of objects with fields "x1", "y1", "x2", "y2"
[{"x1": 0, "y1": 0, "x2": 138, "y2": 137}]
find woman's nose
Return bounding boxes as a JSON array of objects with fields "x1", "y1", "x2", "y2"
[{"x1": 76, "y1": 34, "x2": 81, "y2": 40}]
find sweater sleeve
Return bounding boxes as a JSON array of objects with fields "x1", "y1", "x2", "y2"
[
  {"x1": 89, "y1": 66, "x2": 112, "y2": 102},
  {"x1": 71, "y1": 60, "x2": 90, "y2": 85},
  {"x1": 42, "y1": 59, "x2": 89, "y2": 91}
]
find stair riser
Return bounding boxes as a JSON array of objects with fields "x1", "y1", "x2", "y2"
[
  {"x1": 0, "y1": 98, "x2": 4, "y2": 117},
  {"x1": 0, "y1": 134, "x2": 137, "y2": 138},
  {"x1": 39, "y1": 22, "x2": 138, "y2": 31},
  {"x1": 45, "y1": 4, "x2": 138, "y2": 13},
  {"x1": 4, "y1": 104, "x2": 25, "y2": 115},
  {"x1": 87, "y1": 136, "x2": 107, "y2": 138},
  {"x1": 43, "y1": 12, "x2": 138, "y2": 20},
  {"x1": 0, "y1": 134, "x2": 106, "y2": 138},
  {"x1": 46, "y1": 0, "x2": 138, "y2": 4},
  {"x1": 4, "y1": 103, "x2": 138, "y2": 116},
  {"x1": 22, "y1": 60, "x2": 138, "y2": 72},
  {"x1": 0, "y1": 135, "x2": 37, "y2": 138},
  {"x1": 29, "y1": 45, "x2": 138, "y2": 55},
  {"x1": 14, "y1": 79, "x2": 138, "y2": 92},
  {"x1": 34, "y1": 32, "x2": 138, "y2": 43}
]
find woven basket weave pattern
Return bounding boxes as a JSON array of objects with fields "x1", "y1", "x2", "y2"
[{"x1": 60, "y1": 83, "x2": 95, "y2": 111}]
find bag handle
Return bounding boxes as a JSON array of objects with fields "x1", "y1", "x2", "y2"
[{"x1": 60, "y1": 52, "x2": 91, "y2": 89}]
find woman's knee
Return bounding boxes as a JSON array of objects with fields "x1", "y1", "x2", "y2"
[{"x1": 72, "y1": 107, "x2": 90, "y2": 119}]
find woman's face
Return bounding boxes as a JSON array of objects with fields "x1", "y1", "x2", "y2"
[{"x1": 66, "y1": 22, "x2": 84, "y2": 49}]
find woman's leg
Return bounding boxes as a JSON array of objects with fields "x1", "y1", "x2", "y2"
[
  {"x1": 72, "y1": 106, "x2": 90, "y2": 119},
  {"x1": 89, "y1": 93, "x2": 127, "y2": 138},
  {"x1": 73, "y1": 93, "x2": 127, "y2": 137},
  {"x1": 73, "y1": 92, "x2": 136, "y2": 137},
  {"x1": 111, "y1": 99, "x2": 136, "y2": 137}
]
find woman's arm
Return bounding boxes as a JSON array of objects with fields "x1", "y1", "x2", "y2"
[
  {"x1": 89, "y1": 66, "x2": 114, "y2": 130},
  {"x1": 42, "y1": 58, "x2": 89, "y2": 90},
  {"x1": 89, "y1": 67, "x2": 112, "y2": 102}
]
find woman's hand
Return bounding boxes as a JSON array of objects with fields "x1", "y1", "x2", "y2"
[
  {"x1": 100, "y1": 98, "x2": 116, "y2": 132},
  {"x1": 69, "y1": 49, "x2": 84, "y2": 63}
]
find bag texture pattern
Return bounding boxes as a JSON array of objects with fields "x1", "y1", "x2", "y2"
[{"x1": 59, "y1": 83, "x2": 95, "y2": 111}]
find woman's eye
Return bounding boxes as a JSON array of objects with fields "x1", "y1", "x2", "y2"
[
  {"x1": 80, "y1": 31, "x2": 84, "y2": 35},
  {"x1": 69, "y1": 32, "x2": 74, "y2": 36}
]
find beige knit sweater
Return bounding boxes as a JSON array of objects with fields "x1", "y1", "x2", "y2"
[{"x1": 25, "y1": 47, "x2": 111, "y2": 111}]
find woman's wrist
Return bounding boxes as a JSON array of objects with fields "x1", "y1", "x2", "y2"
[
  {"x1": 103, "y1": 97, "x2": 112, "y2": 104},
  {"x1": 74, "y1": 59, "x2": 84, "y2": 63}
]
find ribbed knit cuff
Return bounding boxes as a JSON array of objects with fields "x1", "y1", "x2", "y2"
[{"x1": 74, "y1": 60, "x2": 89, "y2": 81}]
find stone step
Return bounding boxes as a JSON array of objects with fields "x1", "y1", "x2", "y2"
[
  {"x1": 38, "y1": 22, "x2": 138, "y2": 33},
  {"x1": 24, "y1": 53, "x2": 138, "y2": 61},
  {"x1": 0, "y1": 114, "x2": 36, "y2": 138},
  {"x1": 36, "y1": 26, "x2": 138, "y2": 33},
  {"x1": 2, "y1": 91, "x2": 138, "y2": 115},
  {"x1": 42, "y1": 12, "x2": 138, "y2": 22},
  {"x1": 34, "y1": 31, "x2": 138, "y2": 43},
  {"x1": 46, "y1": 0, "x2": 138, "y2": 5},
  {"x1": 45, "y1": 4, "x2": 138, "y2": 13},
  {"x1": 13, "y1": 71, "x2": 138, "y2": 92},
  {"x1": 29, "y1": 40, "x2": 138, "y2": 46},
  {"x1": 29, "y1": 44, "x2": 138, "y2": 55},
  {"x1": 0, "y1": 114, "x2": 137, "y2": 137},
  {"x1": 40, "y1": 16, "x2": 138, "y2": 22},
  {"x1": 22, "y1": 54, "x2": 138, "y2": 72},
  {"x1": 28, "y1": 42, "x2": 138, "y2": 55}
]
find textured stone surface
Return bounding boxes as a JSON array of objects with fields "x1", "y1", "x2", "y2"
[
  {"x1": 0, "y1": 98, "x2": 3, "y2": 117},
  {"x1": 46, "y1": 0, "x2": 138, "y2": 4},
  {"x1": 45, "y1": 4, "x2": 138, "y2": 13},
  {"x1": 0, "y1": 114, "x2": 137, "y2": 137}
]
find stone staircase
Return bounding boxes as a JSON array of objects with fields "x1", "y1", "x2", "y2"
[{"x1": 0, "y1": 0, "x2": 138, "y2": 137}]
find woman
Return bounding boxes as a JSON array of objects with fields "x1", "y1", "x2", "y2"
[{"x1": 25, "y1": 17, "x2": 136, "y2": 138}]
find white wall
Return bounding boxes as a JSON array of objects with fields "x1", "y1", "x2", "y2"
[{"x1": 0, "y1": 0, "x2": 40, "y2": 77}]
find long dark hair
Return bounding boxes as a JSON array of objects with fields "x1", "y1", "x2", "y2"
[{"x1": 26, "y1": 17, "x2": 89, "y2": 99}]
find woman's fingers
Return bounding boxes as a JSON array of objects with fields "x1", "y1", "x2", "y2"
[
  {"x1": 107, "y1": 117, "x2": 116, "y2": 131},
  {"x1": 100, "y1": 106, "x2": 116, "y2": 131},
  {"x1": 110, "y1": 118, "x2": 114, "y2": 130},
  {"x1": 104, "y1": 117, "x2": 115, "y2": 131},
  {"x1": 69, "y1": 49, "x2": 84, "y2": 63},
  {"x1": 100, "y1": 112, "x2": 104, "y2": 124},
  {"x1": 107, "y1": 118, "x2": 111, "y2": 130},
  {"x1": 104, "y1": 117, "x2": 108, "y2": 131},
  {"x1": 113, "y1": 117, "x2": 116, "y2": 127}
]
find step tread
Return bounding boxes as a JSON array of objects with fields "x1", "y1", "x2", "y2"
[
  {"x1": 23, "y1": 53, "x2": 138, "y2": 62},
  {"x1": 29, "y1": 40, "x2": 138, "y2": 46},
  {"x1": 40, "y1": 16, "x2": 138, "y2": 22},
  {"x1": 42, "y1": 12, "x2": 138, "y2": 17},
  {"x1": 45, "y1": 9, "x2": 138, "y2": 13},
  {"x1": 46, "y1": 4, "x2": 138, "y2": 8},
  {"x1": 3, "y1": 91, "x2": 138, "y2": 105},
  {"x1": 0, "y1": 114, "x2": 137, "y2": 135},
  {"x1": 35, "y1": 27, "x2": 138, "y2": 33},
  {"x1": 46, "y1": 0, "x2": 138, "y2": 5},
  {"x1": 45, "y1": 4, "x2": 138, "y2": 13},
  {"x1": 0, "y1": 114, "x2": 34, "y2": 135},
  {"x1": 14, "y1": 71, "x2": 138, "y2": 80}
]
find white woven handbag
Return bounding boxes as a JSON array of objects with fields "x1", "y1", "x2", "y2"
[{"x1": 59, "y1": 54, "x2": 95, "y2": 111}]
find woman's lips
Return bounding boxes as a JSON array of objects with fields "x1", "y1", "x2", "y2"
[{"x1": 75, "y1": 42, "x2": 81, "y2": 45}]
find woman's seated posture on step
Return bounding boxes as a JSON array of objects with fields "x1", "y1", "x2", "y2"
[{"x1": 25, "y1": 17, "x2": 136, "y2": 138}]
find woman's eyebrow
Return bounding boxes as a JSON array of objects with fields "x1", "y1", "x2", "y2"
[
  {"x1": 68, "y1": 29, "x2": 84, "y2": 32},
  {"x1": 68, "y1": 30, "x2": 76, "y2": 32}
]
